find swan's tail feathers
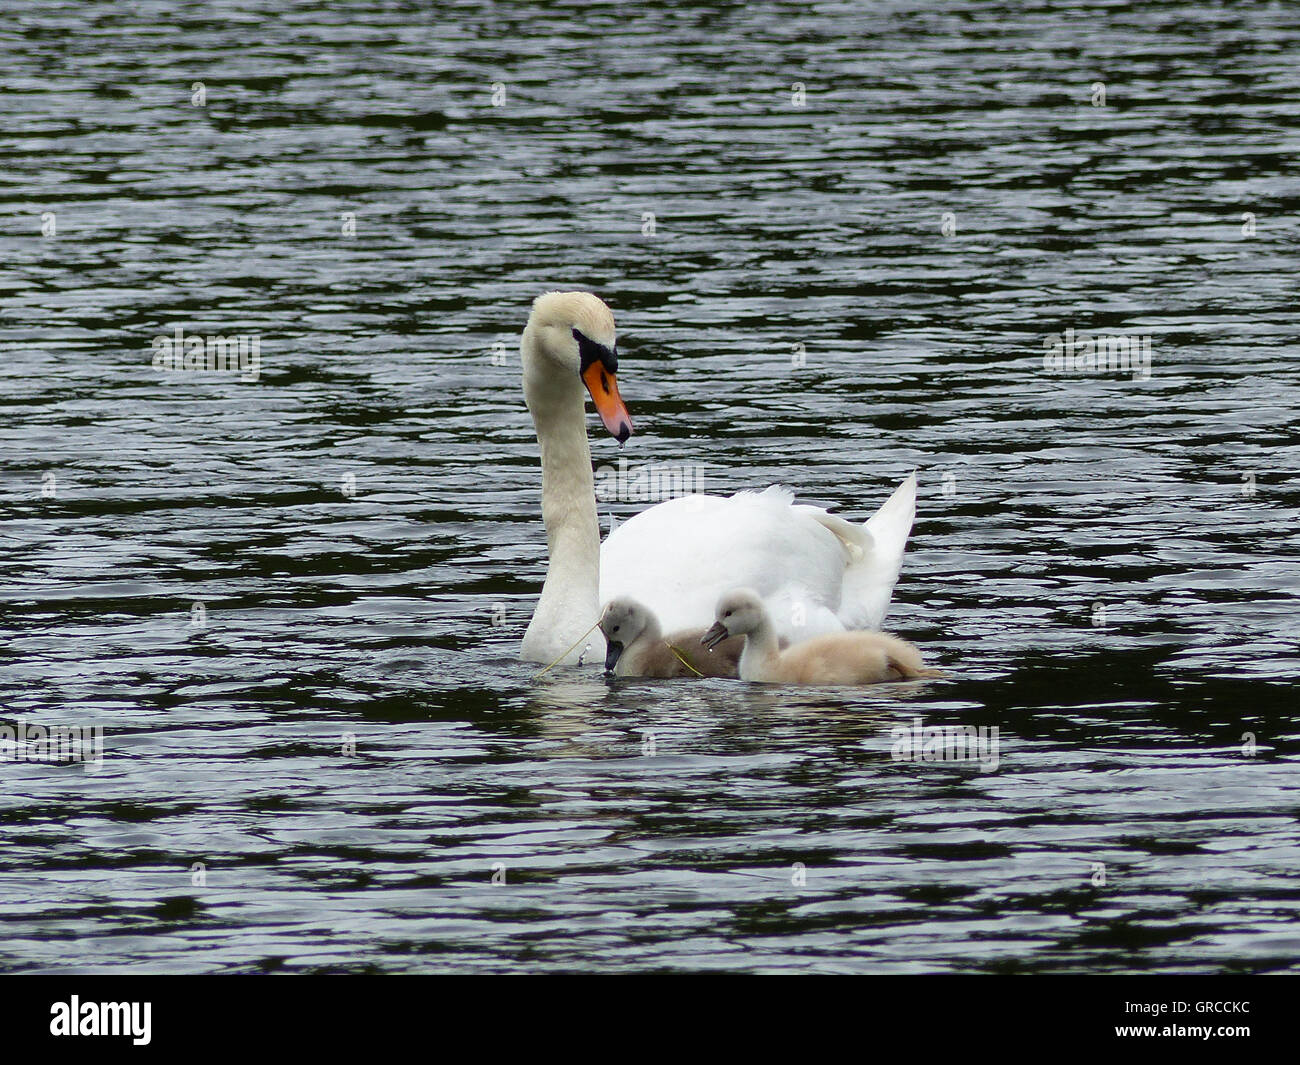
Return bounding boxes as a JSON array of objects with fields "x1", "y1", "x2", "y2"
[
  {"x1": 840, "y1": 472, "x2": 918, "y2": 630},
  {"x1": 864, "y1": 471, "x2": 917, "y2": 558}
]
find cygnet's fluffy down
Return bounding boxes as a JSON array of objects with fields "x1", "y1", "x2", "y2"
[
  {"x1": 600, "y1": 597, "x2": 744, "y2": 678},
  {"x1": 703, "y1": 588, "x2": 944, "y2": 685}
]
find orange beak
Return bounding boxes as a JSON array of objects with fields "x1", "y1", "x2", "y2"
[{"x1": 581, "y1": 361, "x2": 633, "y2": 443}]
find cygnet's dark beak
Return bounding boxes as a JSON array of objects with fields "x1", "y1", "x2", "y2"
[
  {"x1": 701, "y1": 622, "x2": 729, "y2": 651},
  {"x1": 603, "y1": 641, "x2": 624, "y2": 673}
]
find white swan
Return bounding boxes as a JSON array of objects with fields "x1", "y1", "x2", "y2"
[{"x1": 518, "y1": 291, "x2": 917, "y2": 665}]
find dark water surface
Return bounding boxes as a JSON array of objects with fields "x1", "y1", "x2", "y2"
[{"x1": 2, "y1": 0, "x2": 1299, "y2": 973}]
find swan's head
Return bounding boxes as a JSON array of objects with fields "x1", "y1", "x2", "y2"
[
  {"x1": 702, "y1": 588, "x2": 765, "y2": 649},
  {"x1": 599, "y1": 596, "x2": 655, "y2": 673},
  {"x1": 522, "y1": 291, "x2": 632, "y2": 443}
]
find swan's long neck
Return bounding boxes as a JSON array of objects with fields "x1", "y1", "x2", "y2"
[
  {"x1": 520, "y1": 367, "x2": 604, "y2": 665},
  {"x1": 738, "y1": 617, "x2": 781, "y2": 681}
]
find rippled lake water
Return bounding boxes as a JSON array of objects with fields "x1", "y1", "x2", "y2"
[{"x1": 2, "y1": 0, "x2": 1299, "y2": 974}]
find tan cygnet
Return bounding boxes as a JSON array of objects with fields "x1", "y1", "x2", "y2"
[
  {"x1": 600, "y1": 597, "x2": 744, "y2": 678},
  {"x1": 702, "y1": 588, "x2": 944, "y2": 685}
]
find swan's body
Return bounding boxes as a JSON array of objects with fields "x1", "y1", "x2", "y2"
[
  {"x1": 517, "y1": 291, "x2": 917, "y2": 666},
  {"x1": 703, "y1": 589, "x2": 942, "y2": 686},
  {"x1": 599, "y1": 477, "x2": 916, "y2": 644},
  {"x1": 599, "y1": 597, "x2": 743, "y2": 678}
]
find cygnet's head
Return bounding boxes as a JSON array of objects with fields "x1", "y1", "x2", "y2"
[
  {"x1": 701, "y1": 588, "x2": 765, "y2": 649},
  {"x1": 522, "y1": 291, "x2": 632, "y2": 443},
  {"x1": 599, "y1": 597, "x2": 655, "y2": 673}
]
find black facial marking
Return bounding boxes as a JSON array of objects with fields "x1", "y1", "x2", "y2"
[{"x1": 573, "y1": 328, "x2": 618, "y2": 374}]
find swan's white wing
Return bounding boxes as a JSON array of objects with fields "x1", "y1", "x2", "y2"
[
  {"x1": 599, "y1": 488, "x2": 848, "y2": 640},
  {"x1": 598, "y1": 476, "x2": 917, "y2": 641},
  {"x1": 787, "y1": 473, "x2": 916, "y2": 630},
  {"x1": 838, "y1": 472, "x2": 917, "y2": 630}
]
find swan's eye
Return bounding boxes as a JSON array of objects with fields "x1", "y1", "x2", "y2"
[
  {"x1": 724, "y1": 611, "x2": 732, "y2": 618},
  {"x1": 611, "y1": 626, "x2": 620, "y2": 633},
  {"x1": 573, "y1": 328, "x2": 617, "y2": 373}
]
